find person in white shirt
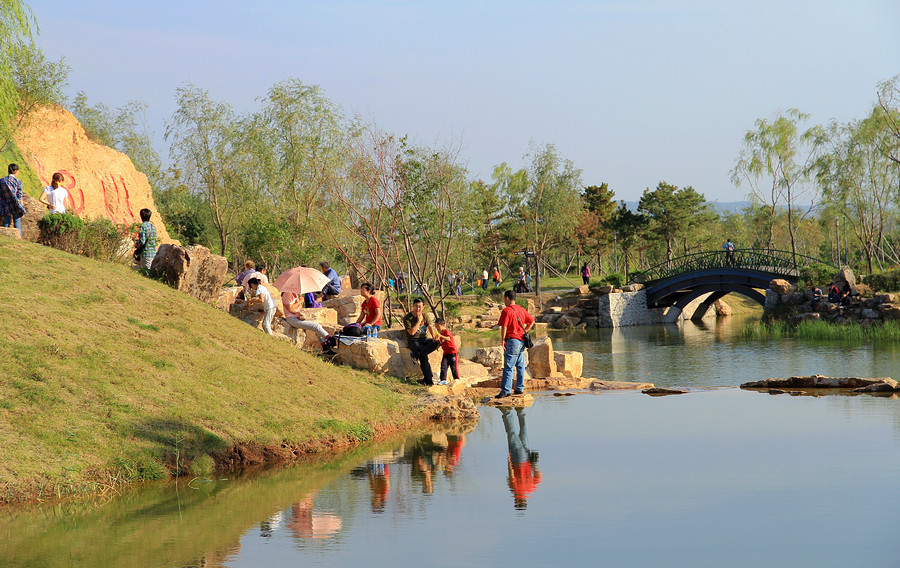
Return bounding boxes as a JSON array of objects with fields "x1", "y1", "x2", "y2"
[
  {"x1": 247, "y1": 277, "x2": 277, "y2": 335},
  {"x1": 38, "y1": 172, "x2": 69, "y2": 213}
]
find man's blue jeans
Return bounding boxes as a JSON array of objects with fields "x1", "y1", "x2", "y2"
[
  {"x1": 1, "y1": 215, "x2": 22, "y2": 236},
  {"x1": 501, "y1": 338, "x2": 526, "y2": 394}
]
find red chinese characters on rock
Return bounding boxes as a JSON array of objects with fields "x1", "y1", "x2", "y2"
[{"x1": 32, "y1": 155, "x2": 137, "y2": 224}]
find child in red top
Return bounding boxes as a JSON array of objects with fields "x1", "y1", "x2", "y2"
[{"x1": 435, "y1": 317, "x2": 459, "y2": 385}]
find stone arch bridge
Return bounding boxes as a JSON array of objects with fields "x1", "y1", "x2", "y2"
[{"x1": 631, "y1": 249, "x2": 835, "y2": 322}]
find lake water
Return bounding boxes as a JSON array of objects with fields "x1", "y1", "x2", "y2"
[{"x1": 5, "y1": 319, "x2": 900, "y2": 567}]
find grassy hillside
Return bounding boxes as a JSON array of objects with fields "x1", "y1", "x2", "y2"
[{"x1": 0, "y1": 237, "x2": 421, "y2": 503}]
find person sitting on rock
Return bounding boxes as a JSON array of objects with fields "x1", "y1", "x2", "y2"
[
  {"x1": 235, "y1": 260, "x2": 256, "y2": 285},
  {"x1": 356, "y1": 282, "x2": 382, "y2": 337},
  {"x1": 840, "y1": 281, "x2": 854, "y2": 305},
  {"x1": 809, "y1": 287, "x2": 823, "y2": 310},
  {"x1": 247, "y1": 277, "x2": 276, "y2": 335},
  {"x1": 828, "y1": 283, "x2": 841, "y2": 304},
  {"x1": 403, "y1": 298, "x2": 440, "y2": 386},
  {"x1": 282, "y1": 291, "x2": 332, "y2": 352},
  {"x1": 320, "y1": 261, "x2": 341, "y2": 297},
  {"x1": 304, "y1": 291, "x2": 323, "y2": 308}
]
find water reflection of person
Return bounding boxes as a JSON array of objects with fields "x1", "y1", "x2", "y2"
[
  {"x1": 286, "y1": 493, "x2": 343, "y2": 540},
  {"x1": 501, "y1": 407, "x2": 542, "y2": 510},
  {"x1": 368, "y1": 462, "x2": 390, "y2": 512},
  {"x1": 444, "y1": 434, "x2": 465, "y2": 475},
  {"x1": 410, "y1": 434, "x2": 449, "y2": 494}
]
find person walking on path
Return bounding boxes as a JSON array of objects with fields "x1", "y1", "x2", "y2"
[
  {"x1": 496, "y1": 290, "x2": 535, "y2": 398},
  {"x1": 135, "y1": 208, "x2": 158, "y2": 270},
  {"x1": 493, "y1": 267, "x2": 502, "y2": 288},
  {"x1": 435, "y1": 317, "x2": 460, "y2": 386},
  {"x1": 38, "y1": 172, "x2": 68, "y2": 214},
  {"x1": 481, "y1": 268, "x2": 489, "y2": 290},
  {"x1": 0, "y1": 163, "x2": 25, "y2": 236},
  {"x1": 581, "y1": 263, "x2": 591, "y2": 285},
  {"x1": 403, "y1": 298, "x2": 440, "y2": 385},
  {"x1": 356, "y1": 282, "x2": 382, "y2": 337},
  {"x1": 722, "y1": 239, "x2": 735, "y2": 265},
  {"x1": 247, "y1": 277, "x2": 277, "y2": 335}
]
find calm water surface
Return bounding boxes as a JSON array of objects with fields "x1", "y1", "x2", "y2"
[{"x1": 6, "y1": 318, "x2": 900, "y2": 568}]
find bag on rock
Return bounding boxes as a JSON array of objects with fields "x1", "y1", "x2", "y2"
[{"x1": 342, "y1": 323, "x2": 365, "y2": 337}]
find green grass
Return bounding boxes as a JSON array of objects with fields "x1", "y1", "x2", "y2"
[
  {"x1": 0, "y1": 237, "x2": 422, "y2": 503},
  {"x1": 740, "y1": 319, "x2": 900, "y2": 342}
]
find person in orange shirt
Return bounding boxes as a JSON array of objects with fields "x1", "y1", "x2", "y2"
[
  {"x1": 502, "y1": 407, "x2": 541, "y2": 510},
  {"x1": 355, "y1": 282, "x2": 382, "y2": 337}
]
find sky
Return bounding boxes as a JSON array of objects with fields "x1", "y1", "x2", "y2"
[{"x1": 26, "y1": 0, "x2": 900, "y2": 202}]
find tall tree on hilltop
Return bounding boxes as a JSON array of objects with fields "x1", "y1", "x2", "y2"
[
  {"x1": 0, "y1": 0, "x2": 36, "y2": 146},
  {"x1": 575, "y1": 182, "x2": 616, "y2": 272}
]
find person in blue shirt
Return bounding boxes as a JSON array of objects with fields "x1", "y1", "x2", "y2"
[{"x1": 320, "y1": 261, "x2": 341, "y2": 297}]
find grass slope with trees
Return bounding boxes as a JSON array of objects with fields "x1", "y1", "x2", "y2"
[{"x1": 0, "y1": 237, "x2": 422, "y2": 504}]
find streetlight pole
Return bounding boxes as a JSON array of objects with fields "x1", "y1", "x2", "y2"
[{"x1": 613, "y1": 231, "x2": 618, "y2": 274}]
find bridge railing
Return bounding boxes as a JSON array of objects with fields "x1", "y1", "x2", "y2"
[{"x1": 631, "y1": 249, "x2": 835, "y2": 286}]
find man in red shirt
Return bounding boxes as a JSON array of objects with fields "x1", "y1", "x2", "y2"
[
  {"x1": 496, "y1": 290, "x2": 535, "y2": 398},
  {"x1": 356, "y1": 282, "x2": 382, "y2": 337}
]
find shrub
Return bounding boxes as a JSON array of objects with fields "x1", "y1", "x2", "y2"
[
  {"x1": 602, "y1": 272, "x2": 625, "y2": 287},
  {"x1": 865, "y1": 270, "x2": 900, "y2": 293},
  {"x1": 798, "y1": 262, "x2": 835, "y2": 288},
  {"x1": 37, "y1": 212, "x2": 84, "y2": 253},
  {"x1": 443, "y1": 300, "x2": 463, "y2": 318},
  {"x1": 80, "y1": 219, "x2": 133, "y2": 263}
]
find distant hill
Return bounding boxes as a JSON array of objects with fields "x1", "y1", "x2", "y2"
[{"x1": 619, "y1": 200, "x2": 751, "y2": 214}]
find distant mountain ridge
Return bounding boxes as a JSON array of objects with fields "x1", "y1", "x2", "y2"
[{"x1": 619, "y1": 200, "x2": 751, "y2": 214}]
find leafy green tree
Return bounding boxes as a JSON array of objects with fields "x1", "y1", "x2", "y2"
[
  {"x1": 1, "y1": 43, "x2": 68, "y2": 150},
  {"x1": 607, "y1": 201, "x2": 646, "y2": 279},
  {"x1": 731, "y1": 109, "x2": 825, "y2": 259},
  {"x1": 818, "y1": 109, "x2": 899, "y2": 272},
  {"x1": 166, "y1": 85, "x2": 249, "y2": 256},
  {"x1": 638, "y1": 182, "x2": 714, "y2": 265},
  {"x1": 876, "y1": 74, "x2": 900, "y2": 166},
  {"x1": 575, "y1": 182, "x2": 616, "y2": 272},
  {"x1": 0, "y1": 0, "x2": 36, "y2": 145}
]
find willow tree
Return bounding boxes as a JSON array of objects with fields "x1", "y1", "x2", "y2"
[{"x1": 731, "y1": 109, "x2": 825, "y2": 260}]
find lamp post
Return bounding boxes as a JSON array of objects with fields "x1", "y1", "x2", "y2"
[{"x1": 613, "y1": 231, "x2": 618, "y2": 274}]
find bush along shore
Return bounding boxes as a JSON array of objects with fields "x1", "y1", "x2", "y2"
[
  {"x1": 0, "y1": 236, "x2": 438, "y2": 505},
  {"x1": 747, "y1": 267, "x2": 900, "y2": 340}
]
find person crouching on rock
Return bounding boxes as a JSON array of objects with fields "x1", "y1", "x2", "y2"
[
  {"x1": 435, "y1": 317, "x2": 459, "y2": 386},
  {"x1": 247, "y1": 278, "x2": 276, "y2": 335},
  {"x1": 403, "y1": 298, "x2": 440, "y2": 386},
  {"x1": 282, "y1": 291, "x2": 332, "y2": 352}
]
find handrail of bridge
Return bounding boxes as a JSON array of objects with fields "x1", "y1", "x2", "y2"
[{"x1": 630, "y1": 248, "x2": 837, "y2": 286}]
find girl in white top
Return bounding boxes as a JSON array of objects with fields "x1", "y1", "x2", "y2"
[{"x1": 39, "y1": 172, "x2": 69, "y2": 213}]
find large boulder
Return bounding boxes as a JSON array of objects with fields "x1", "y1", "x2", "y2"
[
  {"x1": 528, "y1": 336, "x2": 561, "y2": 378},
  {"x1": 473, "y1": 346, "x2": 504, "y2": 370},
  {"x1": 150, "y1": 244, "x2": 228, "y2": 304},
  {"x1": 769, "y1": 279, "x2": 795, "y2": 295},
  {"x1": 834, "y1": 266, "x2": 857, "y2": 290},
  {"x1": 881, "y1": 304, "x2": 900, "y2": 320},
  {"x1": 554, "y1": 350, "x2": 583, "y2": 379},
  {"x1": 322, "y1": 295, "x2": 364, "y2": 325},
  {"x1": 336, "y1": 338, "x2": 397, "y2": 374},
  {"x1": 216, "y1": 286, "x2": 243, "y2": 313},
  {"x1": 714, "y1": 299, "x2": 733, "y2": 317},
  {"x1": 554, "y1": 315, "x2": 581, "y2": 329}
]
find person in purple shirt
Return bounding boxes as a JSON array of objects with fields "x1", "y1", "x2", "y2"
[{"x1": 0, "y1": 163, "x2": 25, "y2": 236}]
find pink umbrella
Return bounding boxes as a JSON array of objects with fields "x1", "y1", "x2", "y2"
[{"x1": 274, "y1": 267, "x2": 331, "y2": 295}]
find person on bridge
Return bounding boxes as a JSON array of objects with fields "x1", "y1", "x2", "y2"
[{"x1": 722, "y1": 239, "x2": 735, "y2": 265}]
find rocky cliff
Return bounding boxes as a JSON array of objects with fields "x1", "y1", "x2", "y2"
[{"x1": 12, "y1": 105, "x2": 172, "y2": 241}]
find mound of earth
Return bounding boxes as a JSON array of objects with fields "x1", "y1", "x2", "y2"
[{"x1": 13, "y1": 105, "x2": 172, "y2": 241}]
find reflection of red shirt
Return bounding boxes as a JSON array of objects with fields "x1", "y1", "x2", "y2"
[
  {"x1": 360, "y1": 296, "x2": 382, "y2": 326},
  {"x1": 446, "y1": 439, "x2": 463, "y2": 468},
  {"x1": 509, "y1": 460, "x2": 542, "y2": 499},
  {"x1": 498, "y1": 304, "x2": 535, "y2": 341},
  {"x1": 439, "y1": 329, "x2": 458, "y2": 355}
]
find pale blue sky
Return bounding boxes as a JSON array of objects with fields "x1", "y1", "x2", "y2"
[{"x1": 28, "y1": 0, "x2": 900, "y2": 201}]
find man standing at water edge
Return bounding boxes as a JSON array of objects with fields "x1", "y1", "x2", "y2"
[{"x1": 496, "y1": 290, "x2": 534, "y2": 398}]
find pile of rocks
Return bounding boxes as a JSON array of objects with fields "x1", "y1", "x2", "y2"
[
  {"x1": 150, "y1": 244, "x2": 228, "y2": 305},
  {"x1": 765, "y1": 268, "x2": 899, "y2": 325}
]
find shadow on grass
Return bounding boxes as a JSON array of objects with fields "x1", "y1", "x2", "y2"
[{"x1": 132, "y1": 418, "x2": 230, "y2": 461}]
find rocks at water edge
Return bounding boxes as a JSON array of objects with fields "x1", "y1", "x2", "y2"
[
  {"x1": 418, "y1": 395, "x2": 480, "y2": 421},
  {"x1": 769, "y1": 279, "x2": 795, "y2": 295},
  {"x1": 642, "y1": 387, "x2": 687, "y2": 396},
  {"x1": 741, "y1": 375, "x2": 898, "y2": 390}
]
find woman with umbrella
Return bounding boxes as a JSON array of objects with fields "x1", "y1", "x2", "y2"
[{"x1": 276, "y1": 267, "x2": 334, "y2": 353}]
